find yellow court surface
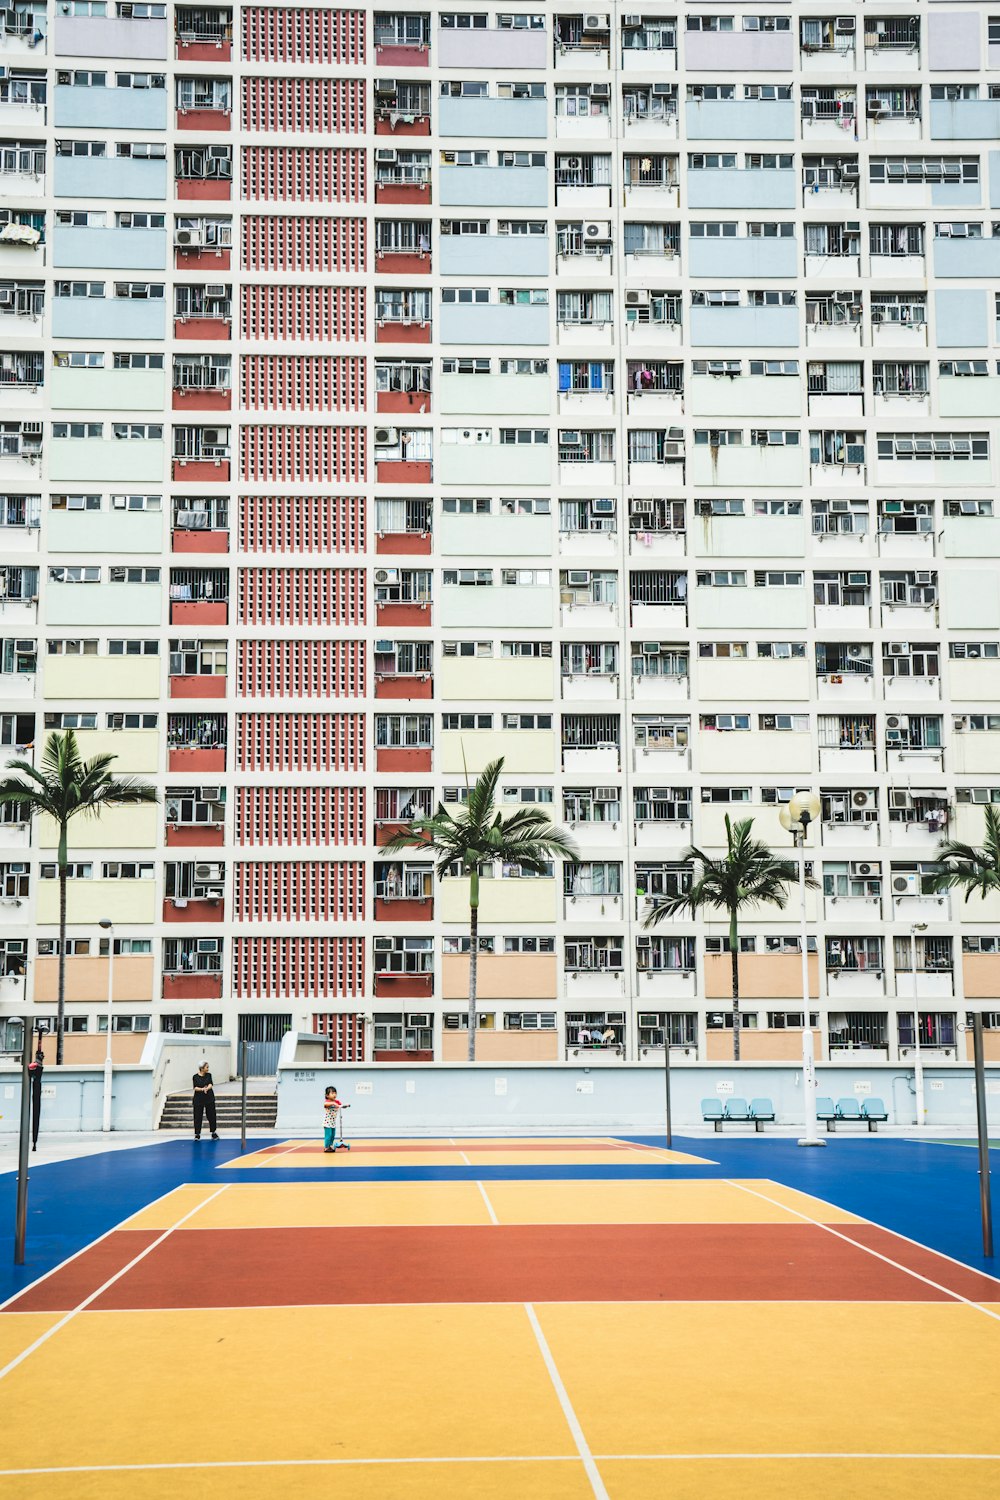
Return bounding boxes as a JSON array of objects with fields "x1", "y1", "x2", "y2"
[
  {"x1": 224, "y1": 1136, "x2": 710, "y2": 1169},
  {"x1": 2, "y1": 1137, "x2": 1000, "y2": 1499}
]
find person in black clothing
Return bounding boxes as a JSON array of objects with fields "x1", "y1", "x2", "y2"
[{"x1": 192, "y1": 1062, "x2": 220, "y2": 1140}]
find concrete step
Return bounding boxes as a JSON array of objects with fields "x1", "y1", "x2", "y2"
[{"x1": 159, "y1": 1092, "x2": 278, "y2": 1130}]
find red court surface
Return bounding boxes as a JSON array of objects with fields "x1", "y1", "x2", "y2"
[{"x1": 1, "y1": 1146, "x2": 999, "y2": 1499}]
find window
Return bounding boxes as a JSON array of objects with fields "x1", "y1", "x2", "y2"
[
  {"x1": 754, "y1": 570, "x2": 803, "y2": 588},
  {"x1": 695, "y1": 570, "x2": 745, "y2": 588},
  {"x1": 700, "y1": 713, "x2": 750, "y2": 732},
  {"x1": 442, "y1": 712, "x2": 492, "y2": 730}
]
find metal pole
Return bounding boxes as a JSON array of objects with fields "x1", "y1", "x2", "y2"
[
  {"x1": 972, "y1": 1011, "x2": 994, "y2": 1258},
  {"x1": 910, "y1": 922, "x2": 925, "y2": 1128},
  {"x1": 14, "y1": 1019, "x2": 31, "y2": 1265},
  {"x1": 662, "y1": 1013, "x2": 673, "y2": 1151},
  {"x1": 796, "y1": 821, "x2": 824, "y2": 1148},
  {"x1": 240, "y1": 1039, "x2": 248, "y2": 1153},
  {"x1": 101, "y1": 920, "x2": 114, "y2": 1133}
]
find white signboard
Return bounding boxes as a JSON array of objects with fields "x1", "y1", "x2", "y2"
[
  {"x1": 576, "y1": 1079, "x2": 594, "y2": 1094},
  {"x1": 3, "y1": 1086, "x2": 12, "y2": 1099},
  {"x1": 355, "y1": 1081, "x2": 372, "y2": 1096},
  {"x1": 293, "y1": 1071, "x2": 315, "y2": 1082},
  {"x1": 405, "y1": 1080, "x2": 416, "y2": 1094},
  {"x1": 494, "y1": 1077, "x2": 508, "y2": 1096},
  {"x1": 716, "y1": 1080, "x2": 734, "y2": 1095},
  {"x1": 41, "y1": 1084, "x2": 56, "y2": 1100},
  {"x1": 930, "y1": 1080, "x2": 945, "y2": 1093},
  {"x1": 853, "y1": 1080, "x2": 871, "y2": 1095}
]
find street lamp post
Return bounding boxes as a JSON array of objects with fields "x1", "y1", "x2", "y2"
[
  {"x1": 909, "y1": 921, "x2": 927, "y2": 1128},
  {"x1": 780, "y1": 792, "x2": 825, "y2": 1149},
  {"x1": 99, "y1": 918, "x2": 114, "y2": 1132}
]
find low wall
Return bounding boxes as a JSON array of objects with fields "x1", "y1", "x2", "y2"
[
  {"x1": 0, "y1": 1065, "x2": 154, "y2": 1132},
  {"x1": 275, "y1": 1062, "x2": 1000, "y2": 1133},
  {"x1": 142, "y1": 1034, "x2": 233, "y2": 1127}
]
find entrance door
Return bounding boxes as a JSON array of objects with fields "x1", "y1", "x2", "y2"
[{"x1": 237, "y1": 1013, "x2": 292, "y2": 1075}]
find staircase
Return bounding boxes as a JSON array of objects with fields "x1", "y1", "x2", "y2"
[{"x1": 159, "y1": 1091, "x2": 278, "y2": 1131}]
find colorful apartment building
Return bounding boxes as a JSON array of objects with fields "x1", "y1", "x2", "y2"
[{"x1": 1, "y1": 1, "x2": 1000, "y2": 1072}]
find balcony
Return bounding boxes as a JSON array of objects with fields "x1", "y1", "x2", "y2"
[
  {"x1": 374, "y1": 171, "x2": 430, "y2": 207},
  {"x1": 169, "y1": 672, "x2": 226, "y2": 699},
  {"x1": 162, "y1": 970, "x2": 222, "y2": 1001},
  {"x1": 372, "y1": 970, "x2": 433, "y2": 999},
  {"x1": 163, "y1": 895, "x2": 223, "y2": 924},
  {"x1": 688, "y1": 169, "x2": 796, "y2": 211},
  {"x1": 439, "y1": 96, "x2": 546, "y2": 138},
  {"x1": 175, "y1": 11, "x2": 233, "y2": 62},
  {"x1": 440, "y1": 166, "x2": 547, "y2": 209}
]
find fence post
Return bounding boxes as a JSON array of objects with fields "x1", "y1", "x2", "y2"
[{"x1": 240, "y1": 1039, "x2": 248, "y2": 1153}]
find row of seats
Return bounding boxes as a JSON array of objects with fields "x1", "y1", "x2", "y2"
[
  {"x1": 701, "y1": 1096, "x2": 889, "y2": 1132},
  {"x1": 818, "y1": 1097, "x2": 888, "y2": 1133},
  {"x1": 701, "y1": 1098, "x2": 775, "y2": 1133}
]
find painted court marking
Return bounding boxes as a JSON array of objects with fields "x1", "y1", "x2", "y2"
[
  {"x1": 476, "y1": 1181, "x2": 499, "y2": 1225},
  {"x1": 726, "y1": 1179, "x2": 1000, "y2": 1324},
  {"x1": 449, "y1": 1137, "x2": 473, "y2": 1165},
  {"x1": 524, "y1": 1302, "x2": 610, "y2": 1500},
  {"x1": 0, "y1": 1186, "x2": 227, "y2": 1383},
  {"x1": 2, "y1": 1452, "x2": 998, "y2": 1478}
]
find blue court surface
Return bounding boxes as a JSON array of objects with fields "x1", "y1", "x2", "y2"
[{"x1": 0, "y1": 1132, "x2": 997, "y2": 1302}]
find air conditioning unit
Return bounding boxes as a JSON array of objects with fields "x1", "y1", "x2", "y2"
[
  {"x1": 373, "y1": 936, "x2": 394, "y2": 951},
  {"x1": 374, "y1": 568, "x2": 399, "y2": 584},
  {"x1": 914, "y1": 571, "x2": 933, "y2": 585},
  {"x1": 847, "y1": 572, "x2": 868, "y2": 586},
  {"x1": 623, "y1": 14, "x2": 643, "y2": 28},
  {"x1": 375, "y1": 148, "x2": 397, "y2": 163},
  {"x1": 636, "y1": 935, "x2": 651, "y2": 949},
  {"x1": 867, "y1": 100, "x2": 887, "y2": 116},
  {"x1": 201, "y1": 428, "x2": 224, "y2": 447},
  {"x1": 590, "y1": 83, "x2": 610, "y2": 99},
  {"x1": 966, "y1": 645, "x2": 982, "y2": 658},
  {"x1": 594, "y1": 786, "x2": 618, "y2": 800},
  {"x1": 892, "y1": 873, "x2": 920, "y2": 897},
  {"x1": 885, "y1": 715, "x2": 909, "y2": 731},
  {"x1": 583, "y1": 221, "x2": 611, "y2": 242},
  {"x1": 846, "y1": 645, "x2": 865, "y2": 659},
  {"x1": 631, "y1": 500, "x2": 654, "y2": 515},
  {"x1": 564, "y1": 157, "x2": 582, "y2": 171},
  {"x1": 194, "y1": 863, "x2": 222, "y2": 882},
  {"x1": 182, "y1": 1014, "x2": 204, "y2": 1031},
  {"x1": 625, "y1": 288, "x2": 650, "y2": 307},
  {"x1": 375, "y1": 78, "x2": 397, "y2": 95},
  {"x1": 888, "y1": 642, "x2": 909, "y2": 656},
  {"x1": 560, "y1": 430, "x2": 583, "y2": 446},
  {"x1": 175, "y1": 229, "x2": 203, "y2": 247},
  {"x1": 407, "y1": 1013, "x2": 431, "y2": 1027},
  {"x1": 375, "y1": 639, "x2": 395, "y2": 654},
  {"x1": 592, "y1": 497, "x2": 615, "y2": 514},
  {"x1": 835, "y1": 16, "x2": 856, "y2": 32},
  {"x1": 840, "y1": 162, "x2": 860, "y2": 179},
  {"x1": 205, "y1": 283, "x2": 226, "y2": 298},
  {"x1": 200, "y1": 786, "x2": 222, "y2": 801},
  {"x1": 567, "y1": 570, "x2": 591, "y2": 585},
  {"x1": 641, "y1": 642, "x2": 660, "y2": 655},
  {"x1": 374, "y1": 426, "x2": 398, "y2": 446},
  {"x1": 851, "y1": 861, "x2": 875, "y2": 878},
  {"x1": 196, "y1": 938, "x2": 220, "y2": 954},
  {"x1": 638, "y1": 1013, "x2": 660, "y2": 1029},
  {"x1": 583, "y1": 13, "x2": 610, "y2": 32},
  {"x1": 852, "y1": 790, "x2": 874, "y2": 810}
]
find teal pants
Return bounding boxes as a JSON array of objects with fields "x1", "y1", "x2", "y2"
[{"x1": 324, "y1": 1125, "x2": 336, "y2": 1149}]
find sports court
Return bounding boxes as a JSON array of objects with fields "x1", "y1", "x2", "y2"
[{"x1": 1, "y1": 1134, "x2": 999, "y2": 1498}]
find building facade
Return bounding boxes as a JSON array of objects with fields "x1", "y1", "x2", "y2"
[{"x1": 1, "y1": 0, "x2": 1000, "y2": 1071}]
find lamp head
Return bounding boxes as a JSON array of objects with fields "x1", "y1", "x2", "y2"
[
  {"x1": 788, "y1": 790, "x2": 822, "y2": 827},
  {"x1": 99, "y1": 918, "x2": 114, "y2": 931},
  {"x1": 778, "y1": 808, "x2": 796, "y2": 834}
]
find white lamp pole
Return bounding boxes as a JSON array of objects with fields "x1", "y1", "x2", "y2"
[
  {"x1": 910, "y1": 920, "x2": 927, "y2": 1127},
  {"x1": 100, "y1": 918, "x2": 114, "y2": 1132},
  {"x1": 781, "y1": 792, "x2": 825, "y2": 1148}
]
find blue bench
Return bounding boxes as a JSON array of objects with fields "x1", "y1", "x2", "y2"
[
  {"x1": 823, "y1": 1096, "x2": 889, "y2": 1132},
  {"x1": 701, "y1": 1096, "x2": 773, "y2": 1132}
]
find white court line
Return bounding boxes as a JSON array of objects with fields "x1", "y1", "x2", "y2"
[
  {"x1": 476, "y1": 1181, "x2": 499, "y2": 1225},
  {"x1": 1, "y1": 1453, "x2": 998, "y2": 1478},
  {"x1": 726, "y1": 1179, "x2": 1000, "y2": 1325},
  {"x1": 0, "y1": 1185, "x2": 228, "y2": 1383},
  {"x1": 524, "y1": 1303, "x2": 609, "y2": 1500},
  {"x1": 448, "y1": 1138, "x2": 473, "y2": 1165},
  {"x1": 0, "y1": 1181, "x2": 219, "y2": 1314}
]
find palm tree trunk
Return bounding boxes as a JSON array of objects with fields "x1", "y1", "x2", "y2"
[
  {"x1": 56, "y1": 820, "x2": 68, "y2": 1065},
  {"x1": 466, "y1": 867, "x2": 479, "y2": 1063},
  {"x1": 729, "y1": 907, "x2": 741, "y2": 1063}
]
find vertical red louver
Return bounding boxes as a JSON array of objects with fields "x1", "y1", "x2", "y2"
[
  {"x1": 239, "y1": 425, "x2": 365, "y2": 483},
  {"x1": 241, "y1": 147, "x2": 365, "y2": 203},
  {"x1": 238, "y1": 495, "x2": 365, "y2": 553},
  {"x1": 233, "y1": 861, "x2": 365, "y2": 921},
  {"x1": 241, "y1": 356, "x2": 365, "y2": 412},
  {"x1": 235, "y1": 787, "x2": 366, "y2": 846},
  {"x1": 237, "y1": 568, "x2": 366, "y2": 625},
  {"x1": 241, "y1": 216, "x2": 366, "y2": 274},
  {"x1": 241, "y1": 77, "x2": 366, "y2": 134},
  {"x1": 233, "y1": 937, "x2": 365, "y2": 997},
  {"x1": 242, "y1": 8, "x2": 365, "y2": 65},
  {"x1": 236, "y1": 713, "x2": 365, "y2": 771},
  {"x1": 240, "y1": 286, "x2": 365, "y2": 342},
  {"x1": 237, "y1": 639, "x2": 366, "y2": 697}
]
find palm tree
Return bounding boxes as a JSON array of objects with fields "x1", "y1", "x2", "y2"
[
  {"x1": 644, "y1": 814, "x2": 811, "y2": 1061},
  {"x1": 929, "y1": 803, "x2": 1000, "y2": 903},
  {"x1": 383, "y1": 756, "x2": 578, "y2": 1060},
  {"x1": 0, "y1": 731, "x2": 158, "y2": 1063}
]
